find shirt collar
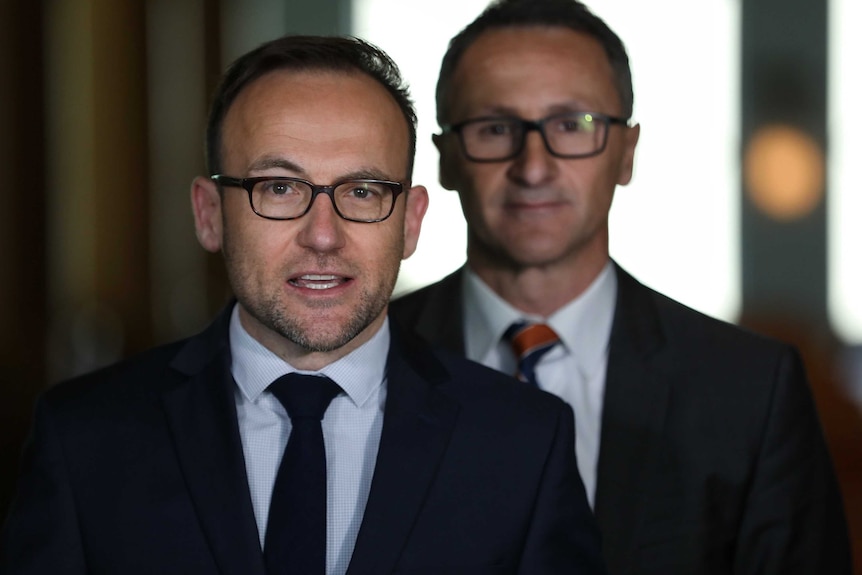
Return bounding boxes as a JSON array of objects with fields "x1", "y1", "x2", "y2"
[
  {"x1": 463, "y1": 262, "x2": 617, "y2": 379},
  {"x1": 229, "y1": 303, "x2": 389, "y2": 408}
]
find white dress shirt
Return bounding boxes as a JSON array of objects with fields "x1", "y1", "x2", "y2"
[
  {"x1": 229, "y1": 304, "x2": 387, "y2": 575},
  {"x1": 463, "y1": 262, "x2": 617, "y2": 507}
]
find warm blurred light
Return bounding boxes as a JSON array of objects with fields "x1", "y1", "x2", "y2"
[
  {"x1": 744, "y1": 124, "x2": 824, "y2": 221},
  {"x1": 828, "y1": 0, "x2": 862, "y2": 344}
]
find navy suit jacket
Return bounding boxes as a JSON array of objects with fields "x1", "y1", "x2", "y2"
[
  {"x1": 1, "y1": 305, "x2": 606, "y2": 575},
  {"x1": 389, "y1": 264, "x2": 852, "y2": 575}
]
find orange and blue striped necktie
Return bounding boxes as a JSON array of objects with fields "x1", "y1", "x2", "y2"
[{"x1": 504, "y1": 321, "x2": 561, "y2": 387}]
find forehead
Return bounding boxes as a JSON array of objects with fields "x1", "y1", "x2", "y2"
[
  {"x1": 447, "y1": 26, "x2": 621, "y2": 119},
  {"x1": 221, "y1": 68, "x2": 409, "y2": 178}
]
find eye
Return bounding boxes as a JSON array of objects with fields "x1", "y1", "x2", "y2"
[
  {"x1": 259, "y1": 179, "x2": 301, "y2": 196},
  {"x1": 476, "y1": 120, "x2": 516, "y2": 137},
  {"x1": 555, "y1": 114, "x2": 595, "y2": 134},
  {"x1": 267, "y1": 180, "x2": 291, "y2": 195},
  {"x1": 345, "y1": 182, "x2": 384, "y2": 200},
  {"x1": 252, "y1": 179, "x2": 308, "y2": 205}
]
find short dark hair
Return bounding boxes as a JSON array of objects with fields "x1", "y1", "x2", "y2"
[
  {"x1": 206, "y1": 35, "x2": 417, "y2": 179},
  {"x1": 436, "y1": 0, "x2": 633, "y2": 124}
]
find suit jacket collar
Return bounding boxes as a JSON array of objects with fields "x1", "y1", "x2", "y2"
[
  {"x1": 160, "y1": 304, "x2": 461, "y2": 575},
  {"x1": 407, "y1": 261, "x2": 666, "y2": 354},
  {"x1": 408, "y1": 268, "x2": 467, "y2": 355},
  {"x1": 593, "y1": 264, "x2": 671, "y2": 574},
  {"x1": 406, "y1": 263, "x2": 662, "y2": 354},
  {"x1": 406, "y1": 263, "x2": 673, "y2": 572},
  {"x1": 347, "y1": 324, "x2": 460, "y2": 574},
  {"x1": 161, "y1": 303, "x2": 267, "y2": 575}
]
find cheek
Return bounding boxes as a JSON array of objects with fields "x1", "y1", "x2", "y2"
[
  {"x1": 224, "y1": 215, "x2": 291, "y2": 273},
  {"x1": 380, "y1": 224, "x2": 406, "y2": 262},
  {"x1": 455, "y1": 190, "x2": 487, "y2": 232},
  {"x1": 368, "y1": 225, "x2": 408, "y2": 283},
  {"x1": 459, "y1": 167, "x2": 504, "y2": 211},
  {"x1": 569, "y1": 161, "x2": 616, "y2": 202}
]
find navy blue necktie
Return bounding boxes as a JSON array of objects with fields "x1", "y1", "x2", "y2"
[
  {"x1": 504, "y1": 321, "x2": 560, "y2": 387},
  {"x1": 265, "y1": 373, "x2": 342, "y2": 575}
]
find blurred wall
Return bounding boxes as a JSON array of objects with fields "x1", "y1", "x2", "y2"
[
  {"x1": 0, "y1": 0, "x2": 350, "y2": 528},
  {"x1": 0, "y1": 0, "x2": 48, "y2": 526}
]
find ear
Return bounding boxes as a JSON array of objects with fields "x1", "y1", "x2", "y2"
[
  {"x1": 191, "y1": 176, "x2": 224, "y2": 253},
  {"x1": 401, "y1": 185, "x2": 429, "y2": 260},
  {"x1": 617, "y1": 123, "x2": 641, "y2": 186},
  {"x1": 433, "y1": 133, "x2": 458, "y2": 191}
]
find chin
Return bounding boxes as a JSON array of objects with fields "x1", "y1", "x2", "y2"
[
  {"x1": 277, "y1": 318, "x2": 354, "y2": 351},
  {"x1": 286, "y1": 308, "x2": 381, "y2": 353}
]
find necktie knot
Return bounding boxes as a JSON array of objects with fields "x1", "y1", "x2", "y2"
[
  {"x1": 268, "y1": 373, "x2": 342, "y2": 421},
  {"x1": 504, "y1": 321, "x2": 560, "y2": 386}
]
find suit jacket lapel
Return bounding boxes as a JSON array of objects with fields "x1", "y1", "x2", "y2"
[
  {"x1": 347, "y1": 329, "x2": 460, "y2": 575},
  {"x1": 594, "y1": 264, "x2": 671, "y2": 575},
  {"x1": 161, "y1": 306, "x2": 266, "y2": 575},
  {"x1": 410, "y1": 268, "x2": 466, "y2": 354}
]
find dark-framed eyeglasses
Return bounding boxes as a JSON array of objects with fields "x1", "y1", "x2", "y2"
[
  {"x1": 211, "y1": 176, "x2": 405, "y2": 223},
  {"x1": 441, "y1": 111, "x2": 630, "y2": 162}
]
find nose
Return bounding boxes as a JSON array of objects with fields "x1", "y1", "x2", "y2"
[
  {"x1": 506, "y1": 128, "x2": 558, "y2": 186},
  {"x1": 295, "y1": 192, "x2": 346, "y2": 253}
]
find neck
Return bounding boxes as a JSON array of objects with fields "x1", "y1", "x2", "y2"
[{"x1": 468, "y1": 250, "x2": 610, "y2": 317}]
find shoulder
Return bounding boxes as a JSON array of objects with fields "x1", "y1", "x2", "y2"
[
  {"x1": 613, "y1": 269, "x2": 818, "y2": 454},
  {"x1": 431, "y1": 345, "x2": 573, "y2": 426},
  {"x1": 42, "y1": 305, "x2": 232, "y2": 416},
  {"x1": 427, "y1": 349, "x2": 577, "y2": 466},
  {"x1": 390, "y1": 269, "x2": 462, "y2": 318},
  {"x1": 660, "y1": 291, "x2": 794, "y2": 369},
  {"x1": 616, "y1": 265, "x2": 796, "y2": 366},
  {"x1": 389, "y1": 321, "x2": 571, "y2": 429},
  {"x1": 611, "y1": 266, "x2": 812, "y2": 426},
  {"x1": 40, "y1": 338, "x2": 189, "y2": 419}
]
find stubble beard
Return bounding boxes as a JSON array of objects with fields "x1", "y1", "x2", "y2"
[
  {"x1": 222, "y1": 225, "x2": 402, "y2": 353},
  {"x1": 247, "y1": 280, "x2": 392, "y2": 353}
]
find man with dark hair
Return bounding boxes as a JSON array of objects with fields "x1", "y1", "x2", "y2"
[
  {"x1": 390, "y1": 1, "x2": 852, "y2": 573},
  {"x1": 1, "y1": 35, "x2": 605, "y2": 574}
]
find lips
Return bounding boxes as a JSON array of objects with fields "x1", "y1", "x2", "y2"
[
  {"x1": 504, "y1": 199, "x2": 565, "y2": 215},
  {"x1": 504, "y1": 189, "x2": 566, "y2": 211},
  {"x1": 508, "y1": 200, "x2": 559, "y2": 209},
  {"x1": 289, "y1": 274, "x2": 349, "y2": 290}
]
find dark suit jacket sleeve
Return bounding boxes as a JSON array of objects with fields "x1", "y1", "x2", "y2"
[
  {"x1": 733, "y1": 347, "x2": 852, "y2": 574},
  {"x1": 518, "y1": 402, "x2": 607, "y2": 575},
  {"x1": 1, "y1": 398, "x2": 88, "y2": 574}
]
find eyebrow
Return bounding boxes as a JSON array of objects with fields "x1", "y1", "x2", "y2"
[
  {"x1": 246, "y1": 156, "x2": 304, "y2": 175},
  {"x1": 338, "y1": 168, "x2": 402, "y2": 182},
  {"x1": 246, "y1": 157, "x2": 401, "y2": 183},
  {"x1": 472, "y1": 102, "x2": 595, "y2": 119}
]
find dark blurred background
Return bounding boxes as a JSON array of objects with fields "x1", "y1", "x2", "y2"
[{"x1": 1, "y1": 0, "x2": 859, "y2": 571}]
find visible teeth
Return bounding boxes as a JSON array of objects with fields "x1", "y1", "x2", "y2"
[
  {"x1": 292, "y1": 274, "x2": 342, "y2": 290},
  {"x1": 306, "y1": 283, "x2": 337, "y2": 290}
]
